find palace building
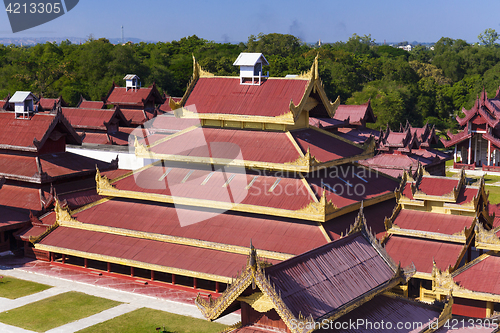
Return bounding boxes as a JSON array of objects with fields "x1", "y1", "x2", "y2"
[
  {"x1": 0, "y1": 107, "x2": 117, "y2": 254},
  {"x1": 443, "y1": 87, "x2": 500, "y2": 171},
  {"x1": 24, "y1": 54, "x2": 400, "y2": 295}
]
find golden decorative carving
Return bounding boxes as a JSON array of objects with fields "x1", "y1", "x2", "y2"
[
  {"x1": 54, "y1": 199, "x2": 79, "y2": 225},
  {"x1": 296, "y1": 188, "x2": 337, "y2": 219},
  {"x1": 432, "y1": 264, "x2": 462, "y2": 293},
  {"x1": 195, "y1": 246, "x2": 315, "y2": 333},
  {"x1": 133, "y1": 136, "x2": 151, "y2": 157},
  {"x1": 475, "y1": 222, "x2": 500, "y2": 249},
  {"x1": 95, "y1": 167, "x2": 116, "y2": 193},
  {"x1": 237, "y1": 292, "x2": 275, "y2": 313},
  {"x1": 285, "y1": 147, "x2": 321, "y2": 167}
]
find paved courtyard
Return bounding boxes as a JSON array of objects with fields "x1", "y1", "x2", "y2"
[{"x1": 0, "y1": 256, "x2": 239, "y2": 333}]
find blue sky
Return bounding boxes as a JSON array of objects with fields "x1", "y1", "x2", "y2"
[{"x1": 0, "y1": 0, "x2": 498, "y2": 44}]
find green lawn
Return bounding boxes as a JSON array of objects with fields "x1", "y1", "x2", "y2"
[
  {"x1": 0, "y1": 275, "x2": 52, "y2": 299},
  {"x1": 0, "y1": 291, "x2": 121, "y2": 332},
  {"x1": 76, "y1": 307, "x2": 227, "y2": 333},
  {"x1": 486, "y1": 185, "x2": 500, "y2": 205}
]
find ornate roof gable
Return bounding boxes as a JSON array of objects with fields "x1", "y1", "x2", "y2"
[{"x1": 196, "y1": 206, "x2": 413, "y2": 333}]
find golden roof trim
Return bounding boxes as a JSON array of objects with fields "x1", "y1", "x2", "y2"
[
  {"x1": 97, "y1": 186, "x2": 326, "y2": 221},
  {"x1": 29, "y1": 219, "x2": 59, "y2": 244},
  {"x1": 169, "y1": 55, "x2": 213, "y2": 111},
  {"x1": 58, "y1": 216, "x2": 293, "y2": 261}
]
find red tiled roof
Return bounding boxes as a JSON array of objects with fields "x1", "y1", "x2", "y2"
[
  {"x1": 393, "y1": 210, "x2": 474, "y2": 235},
  {"x1": 332, "y1": 295, "x2": 440, "y2": 332},
  {"x1": 323, "y1": 198, "x2": 397, "y2": 241},
  {"x1": 291, "y1": 129, "x2": 364, "y2": 162},
  {"x1": 148, "y1": 127, "x2": 302, "y2": 165},
  {"x1": 38, "y1": 226, "x2": 253, "y2": 278},
  {"x1": 62, "y1": 108, "x2": 128, "y2": 130},
  {"x1": 71, "y1": 198, "x2": 327, "y2": 256},
  {"x1": 455, "y1": 187, "x2": 479, "y2": 205},
  {"x1": 307, "y1": 164, "x2": 398, "y2": 209},
  {"x1": 0, "y1": 112, "x2": 81, "y2": 151},
  {"x1": 77, "y1": 130, "x2": 130, "y2": 146},
  {"x1": 120, "y1": 108, "x2": 150, "y2": 125},
  {"x1": 185, "y1": 77, "x2": 309, "y2": 117},
  {"x1": 159, "y1": 97, "x2": 181, "y2": 112},
  {"x1": 0, "y1": 152, "x2": 115, "y2": 183},
  {"x1": 453, "y1": 254, "x2": 500, "y2": 296},
  {"x1": 360, "y1": 153, "x2": 433, "y2": 173},
  {"x1": 333, "y1": 102, "x2": 376, "y2": 125},
  {"x1": 308, "y1": 117, "x2": 346, "y2": 128},
  {"x1": 417, "y1": 177, "x2": 458, "y2": 196},
  {"x1": 149, "y1": 113, "x2": 200, "y2": 133},
  {"x1": 78, "y1": 100, "x2": 105, "y2": 109},
  {"x1": 0, "y1": 184, "x2": 42, "y2": 213},
  {"x1": 113, "y1": 165, "x2": 314, "y2": 211},
  {"x1": 335, "y1": 127, "x2": 379, "y2": 145},
  {"x1": 37, "y1": 98, "x2": 58, "y2": 111},
  {"x1": 442, "y1": 129, "x2": 472, "y2": 148},
  {"x1": 265, "y1": 232, "x2": 396, "y2": 320},
  {"x1": 384, "y1": 236, "x2": 464, "y2": 274},
  {"x1": 106, "y1": 84, "x2": 163, "y2": 107}
]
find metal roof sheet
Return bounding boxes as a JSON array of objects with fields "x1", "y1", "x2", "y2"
[
  {"x1": 453, "y1": 253, "x2": 500, "y2": 296},
  {"x1": 393, "y1": 209, "x2": 474, "y2": 235},
  {"x1": 233, "y1": 53, "x2": 269, "y2": 66},
  {"x1": 72, "y1": 198, "x2": 327, "y2": 256},
  {"x1": 265, "y1": 233, "x2": 396, "y2": 320},
  {"x1": 332, "y1": 295, "x2": 440, "y2": 332},
  {"x1": 38, "y1": 226, "x2": 251, "y2": 278},
  {"x1": 384, "y1": 235, "x2": 465, "y2": 274},
  {"x1": 113, "y1": 165, "x2": 314, "y2": 211},
  {"x1": 149, "y1": 127, "x2": 302, "y2": 164},
  {"x1": 9, "y1": 91, "x2": 36, "y2": 103},
  {"x1": 185, "y1": 77, "x2": 308, "y2": 117}
]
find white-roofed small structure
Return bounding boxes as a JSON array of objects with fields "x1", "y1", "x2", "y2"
[
  {"x1": 124, "y1": 74, "x2": 141, "y2": 91},
  {"x1": 9, "y1": 91, "x2": 37, "y2": 119},
  {"x1": 233, "y1": 53, "x2": 269, "y2": 85}
]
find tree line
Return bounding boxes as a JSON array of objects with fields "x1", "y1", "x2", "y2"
[{"x1": 1, "y1": 31, "x2": 500, "y2": 133}]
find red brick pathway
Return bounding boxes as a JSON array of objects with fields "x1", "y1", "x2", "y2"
[{"x1": 0, "y1": 257, "x2": 211, "y2": 305}]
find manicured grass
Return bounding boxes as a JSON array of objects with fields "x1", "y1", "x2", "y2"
[
  {"x1": 0, "y1": 291, "x2": 121, "y2": 332},
  {"x1": 0, "y1": 275, "x2": 52, "y2": 299},
  {"x1": 77, "y1": 307, "x2": 227, "y2": 333},
  {"x1": 486, "y1": 185, "x2": 500, "y2": 204}
]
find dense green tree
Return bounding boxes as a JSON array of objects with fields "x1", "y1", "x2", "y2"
[{"x1": 478, "y1": 28, "x2": 499, "y2": 47}]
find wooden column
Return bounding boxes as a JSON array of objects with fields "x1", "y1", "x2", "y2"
[
  {"x1": 84, "y1": 258, "x2": 88, "y2": 268},
  {"x1": 172, "y1": 274, "x2": 176, "y2": 285},
  {"x1": 130, "y1": 267, "x2": 134, "y2": 277},
  {"x1": 151, "y1": 271, "x2": 154, "y2": 281},
  {"x1": 486, "y1": 301, "x2": 494, "y2": 317},
  {"x1": 488, "y1": 140, "x2": 491, "y2": 166},
  {"x1": 107, "y1": 262, "x2": 111, "y2": 273},
  {"x1": 468, "y1": 137, "x2": 472, "y2": 164},
  {"x1": 62, "y1": 254, "x2": 65, "y2": 264},
  {"x1": 193, "y1": 277, "x2": 197, "y2": 289},
  {"x1": 475, "y1": 135, "x2": 478, "y2": 166},
  {"x1": 215, "y1": 282, "x2": 220, "y2": 293}
]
